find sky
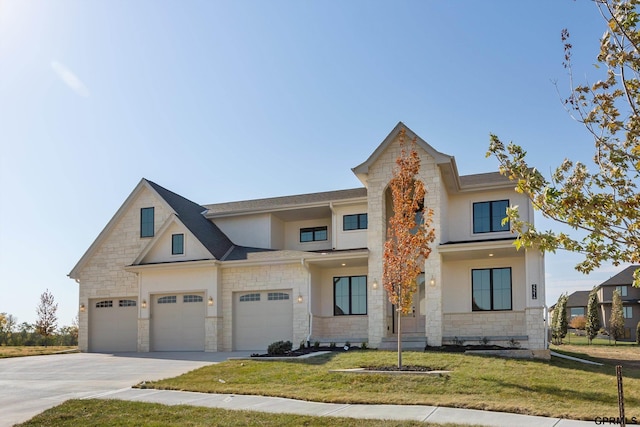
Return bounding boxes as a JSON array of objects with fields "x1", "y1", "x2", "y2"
[{"x1": 0, "y1": 0, "x2": 630, "y2": 327}]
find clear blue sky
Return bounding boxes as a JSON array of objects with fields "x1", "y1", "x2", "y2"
[{"x1": 0, "y1": 0, "x2": 625, "y2": 327}]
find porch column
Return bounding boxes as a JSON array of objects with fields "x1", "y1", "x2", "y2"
[{"x1": 425, "y1": 256, "x2": 442, "y2": 346}]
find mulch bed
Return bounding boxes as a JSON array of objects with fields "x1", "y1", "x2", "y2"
[{"x1": 251, "y1": 346, "x2": 363, "y2": 358}]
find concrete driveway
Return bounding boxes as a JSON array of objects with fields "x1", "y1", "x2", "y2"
[{"x1": 0, "y1": 351, "x2": 250, "y2": 427}]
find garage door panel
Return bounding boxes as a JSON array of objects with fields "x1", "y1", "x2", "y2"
[
  {"x1": 89, "y1": 298, "x2": 138, "y2": 352},
  {"x1": 151, "y1": 293, "x2": 205, "y2": 351},
  {"x1": 233, "y1": 290, "x2": 293, "y2": 351}
]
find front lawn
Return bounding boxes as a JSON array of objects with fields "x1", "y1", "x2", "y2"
[
  {"x1": 145, "y1": 349, "x2": 640, "y2": 421},
  {"x1": 0, "y1": 346, "x2": 78, "y2": 358},
  {"x1": 16, "y1": 399, "x2": 465, "y2": 427}
]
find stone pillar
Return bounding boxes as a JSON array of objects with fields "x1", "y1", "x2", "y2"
[{"x1": 138, "y1": 318, "x2": 150, "y2": 352}]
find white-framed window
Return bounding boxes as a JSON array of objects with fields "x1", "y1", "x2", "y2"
[
  {"x1": 268, "y1": 292, "x2": 289, "y2": 301},
  {"x1": 616, "y1": 285, "x2": 628, "y2": 297},
  {"x1": 623, "y1": 306, "x2": 633, "y2": 319},
  {"x1": 158, "y1": 296, "x2": 177, "y2": 304},
  {"x1": 95, "y1": 300, "x2": 113, "y2": 308},
  {"x1": 239, "y1": 293, "x2": 260, "y2": 302},
  {"x1": 183, "y1": 295, "x2": 203, "y2": 303}
]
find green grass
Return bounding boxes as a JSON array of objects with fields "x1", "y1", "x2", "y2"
[
  {"x1": 144, "y1": 349, "x2": 640, "y2": 421},
  {"x1": 0, "y1": 346, "x2": 78, "y2": 358},
  {"x1": 561, "y1": 333, "x2": 637, "y2": 346},
  {"x1": 16, "y1": 399, "x2": 468, "y2": 427}
]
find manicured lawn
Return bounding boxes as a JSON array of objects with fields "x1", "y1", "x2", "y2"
[
  {"x1": 145, "y1": 349, "x2": 640, "y2": 421},
  {"x1": 16, "y1": 399, "x2": 466, "y2": 427},
  {"x1": 0, "y1": 346, "x2": 78, "y2": 358},
  {"x1": 561, "y1": 333, "x2": 637, "y2": 347}
]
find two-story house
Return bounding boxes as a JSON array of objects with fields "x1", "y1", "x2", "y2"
[
  {"x1": 68, "y1": 122, "x2": 548, "y2": 356},
  {"x1": 596, "y1": 265, "x2": 640, "y2": 341}
]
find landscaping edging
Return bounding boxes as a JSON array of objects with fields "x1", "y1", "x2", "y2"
[
  {"x1": 330, "y1": 368, "x2": 451, "y2": 375},
  {"x1": 229, "y1": 351, "x2": 332, "y2": 361}
]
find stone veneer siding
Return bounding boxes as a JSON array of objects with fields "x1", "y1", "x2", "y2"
[
  {"x1": 366, "y1": 137, "x2": 443, "y2": 347},
  {"x1": 220, "y1": 263, "x2": 308, "y2": 351},
  {"x1": 312, "y1": 315, "x2": 368, "y2": 340},
  {"x1": 443, "y1": 311, "x2": 526, "y2": 339},
  {"x1": 76, "y1": 187, "x2": 170, "y2": 352}
]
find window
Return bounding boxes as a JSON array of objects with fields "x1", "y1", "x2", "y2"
[
  {"x1": 268, "y1": 292, "x2": 290, "y2": 301},
  {"x1": 300, "y1": 226, "x2": 327, "y2": 242},
  {"x1": 119, "y1": 299, "x2": 136, "y2": 307},
  {"x1": 95, "y1": 300, "x2": 113, "y2": 308},
  {"x1": 624, "y1": 306, "x2": 633, "y2": 319},
  {"x1": 343, "y1": 214, "x2": 368, "y2": 230},
  {"x1": 183, "y1": 295, "x2": 203, "y2": 303},
  {"x1": 140, "y1": 207, "x2": 154, "y2": 237},
  {"x1": 616, "y1": 285, "x2": 628, "y2": 297},
  {"x1": 239, "y1": 293, "x2": 260, "y2": 302},
  {"x1": 473, "y1": 200, "x2": 509, "y2": 233},
  {"x1": 570, "y1": 307, "x2": 585, "y2": 318},
  {"x1": 472, "y1": 268, "x2": 512, "y2": 311},
  {"x1": 158, "y1": 296, "x2": 177, "y2": 304},
  {"x1": 334, "y1": 276, "x2": 367, "y2": 315},
  {"x1": 172, "y1": 233, "x2": 184, "y2": 255}
]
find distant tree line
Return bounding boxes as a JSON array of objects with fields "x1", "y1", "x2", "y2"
[{"x1": 0, "y1": 289, "x2": 78, "y2": 347}]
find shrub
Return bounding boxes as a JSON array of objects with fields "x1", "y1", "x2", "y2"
[
  {"x1": 267, "y1": 340, "x2": 292, "y2": 355},
  {"x1": 508, "y1": 338, "x2": 520, "y2": 348},
  {"x1": 636, "y1": 322, "x2": 640, "y2": 345},
  {"x1": 569, "y1": 315, "x2": 587, "y2": 330},
  {"x1": 329, "y1": 342, "x2": 336, "y2": 349},
  {"x1": 313, "y1": 341, "x2": 320, "y2": 349},
  {"x1": 361, "y1": 341, "x2": 368, "y2": 350},
  {"x1": 480, "y1": 336, "x2": 490, "y2": 345}
]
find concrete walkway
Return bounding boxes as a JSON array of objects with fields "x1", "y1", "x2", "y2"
[{"x1": 93, "y1": 388, "x2": 594, "y2": 427}]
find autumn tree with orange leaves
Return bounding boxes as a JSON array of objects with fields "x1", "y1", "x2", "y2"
[{"x1": 383, "y1": 130, "x2": 435, "y2": 369}]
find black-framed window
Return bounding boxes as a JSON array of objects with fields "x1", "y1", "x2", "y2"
[
  {"x1": 343, "y1": 214, "x2": 368, "y2": 230},
  {"x1": 334, "y1": 275, "x2": 367, "y2": 315},
  {"x1": 473, "y1": 200, "x2": 509, "y2": 233},
  {"x1": 140, "y1": 207, "x2": 155, "y2": 237},
  {"x1": 472, "y1": 267, "x2": 512, "y2": 311},
  {"x1": 300, "y1": 226, "x2": 327, "y2": 242},
  {"x1": 172, "y1": 234, "x2": 184, "y2": 255}
]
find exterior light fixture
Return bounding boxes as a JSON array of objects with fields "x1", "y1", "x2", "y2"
[
  {"x1": 372, "y1": 279, "x2": 378, "y2": 290},
  {"x1": 488, "y1": 253, "x2": 494, "y2": 257},
  {"x1": 141, "y1": 299, "x2": 147, "y2": 309},
  {"x1": 208, "y1": 296, "x2": 214, "y2": 306},
  {"x1": 297, "y1": 294, "x2": 303, "y2": 303},
  {"x1": 79, "y1": 303, "x2": 85, "y2": 312},
  {"x1": 429, "y1": 276, "x2": 436, "y2": 287},
  {"x1": 341, "y1": 263, "x2": 346, "y2": 266}
]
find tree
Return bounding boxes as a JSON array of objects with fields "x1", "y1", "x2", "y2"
[
  {"x1": 585, "y1": 289, "x2": 601, "y2": 344},
  {"x1": 35, "y1": 289, "x2": 58, "y2": 346},
  {"x1": 636, "y1": 321, "x2": 640, "y2": 344},
  {"x1": 569, "y1": 315, "x2": 586, "y2": 331},
  {"x1": 0, "y1": 313, "x2": 18, "y2": 346},
  {"x1": 610, "y1": 288, "x2": 625, "y2": 343},
  {"x1": 383, "y1": 129, "x2": 435, "y2": 369},
  {"x1": 551, "y1": 293, "x2": 568, "y2": 344},
  {"x1": 486, "y1": 0, "x2": 640, "y2": 284}
]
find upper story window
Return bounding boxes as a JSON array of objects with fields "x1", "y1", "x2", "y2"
[
  {"x1": 172, "y1": 233, "x2": 184, "y2": 255},
  {"x1": 472, "y1": 267, "x2": 512, "y2": 311},
  {"x1": 343, "y1": 214, "x2": 368, "y2": 231},
  {"x1": 623, "y1": 306, "x2": 633, "y2": 318},
  {"x1": 140, "y1": 207, "x2": 155, "y2": 237},
  {"x1": 473, "y1": 200, "x2": 509, "y2": 234},
  {"x1": 570, "y1": 307, "x2": 585, "y2": 318},
  {"x1": 334, "y1": 275, "x2": 367, "y2": 315},
  {"x1": 300, "y1": 226, "x2": 327, "y2": 242},
  {"x1": 616, "y1": 285, "x2": 628, "y2": 297}
]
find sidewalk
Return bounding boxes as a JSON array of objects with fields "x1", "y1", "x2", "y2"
[{"x1": 89, "y1": 388, "x2": 593, "y2": 427}]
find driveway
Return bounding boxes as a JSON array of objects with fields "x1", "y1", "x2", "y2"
[{"x1": 0, "y1": 351, "x2": 250, "y2": 427}]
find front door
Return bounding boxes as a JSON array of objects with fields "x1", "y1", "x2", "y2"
[{"x1": 391, "y1": 274, "x2": 426, "y2": 335}]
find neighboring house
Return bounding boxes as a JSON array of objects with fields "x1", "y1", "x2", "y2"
[
  {"x1": 68, "y1": 122, "x2": 547, "y2": 355},
  {"x1": 548, "y1": 290, "x2": 590, "y2": 325},
  {"x1": 596, "y1": 265, "x2": 640, "y2": 341}
]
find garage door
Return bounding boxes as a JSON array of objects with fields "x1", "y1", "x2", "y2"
[
  {"x1": 151, "y1": 293, "x2": 205, "y2": 351},
  {"x1": 89, "y1": 298, "x2": 138, "y2": 352},
  {"x1": 233, "y1": 290, "x2": 293, "y2": 351}
]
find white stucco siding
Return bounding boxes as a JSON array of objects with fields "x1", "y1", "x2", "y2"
[
  {"x1": 141, "y1": 222, "x2": 212, "y2": 264},
  {"x1": 442, "y1": 257, "x2": 526, "y2": 314},
  {"x1": 284, "y1": 218, "x2": 332, "y2": 251},
  {"x1": 447, "y1": 190, "x2": 530, "y2": 243},
  {"x1": 76, "y1": 186, "x2": 171, "y2": 352},
  {"x1": 212, "y1": 214, "x2": 272, "y2": 249},
  {"x1": 332, "y1": 203, "x2": 368, "y2": 250},
  {"x1": 270, "y1": 215, "x2": 285, "y2": 249},
  {"x1": 316, "y1": 266, "x2": 368, "y2": 317}
]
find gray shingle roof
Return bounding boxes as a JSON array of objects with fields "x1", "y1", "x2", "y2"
[
  {"x1": 204, "y1": 188, "x2": 367, "y2": 215},
  {"x1": 599, "y1": 265, "x2": 640, "y2": 286},
  {"x1": 566, "y1": 290, "x2": 591, "y2": 308}
]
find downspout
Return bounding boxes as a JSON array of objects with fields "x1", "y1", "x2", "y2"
[
  {"x1": 544, "y1": 304, "x2": 549, "y2": 349},
  {"x1": 301, "y1": 258, "x2": 312, "y2": 345}
]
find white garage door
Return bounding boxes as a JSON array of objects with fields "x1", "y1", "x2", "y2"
[
  {"x1": 151, "y1": 293, "x2": 205, "y2": 351},
  {"x1": 233, "y1": 290, "x2": 293, "y2": 351},
  {"x1": 89, "y1": 298, "x2": 138, "y2": 352}
]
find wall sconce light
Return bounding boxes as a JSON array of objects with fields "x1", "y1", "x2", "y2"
[
  {"x1": 372, "y1": 279, "x2": 378, "y2": 290},
  {"x1": 208, "y1": 296, "x2": 214, "y2": 306},
  {"x1": 297, "y1": 294, "x2": 303, "y2": 303},
  {"x1": 79, "y1": 303, "x2": 85, "y2": 312},
  {"x1": 141, "y1": 299, "x2": 147, "y2": 309},
  {"x1": 429, "y1": 276, "x2": 436, "y2": 287}
]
